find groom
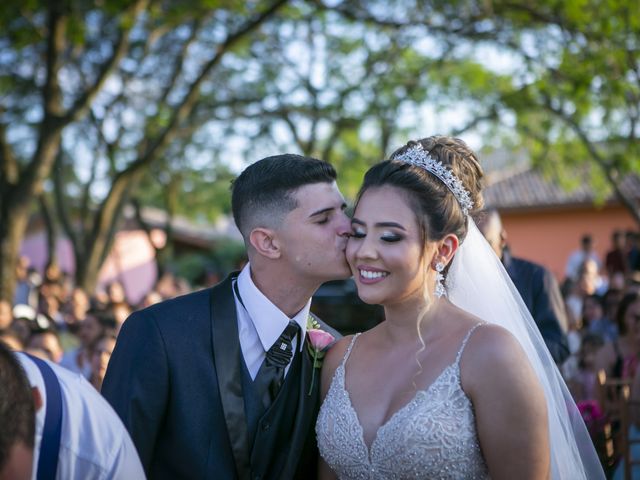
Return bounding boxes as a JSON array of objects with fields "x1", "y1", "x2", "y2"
[{"x1": 102, "y1": 154, "x2": 351, "y2": 479}]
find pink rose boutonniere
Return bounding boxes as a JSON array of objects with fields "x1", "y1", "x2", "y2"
[{"x1": 306, "y1": 317, "x2": 336, "y2": 396}]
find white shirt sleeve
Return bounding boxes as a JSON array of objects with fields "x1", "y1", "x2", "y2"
[{"x1": 105, "y1": 433, "x2": 147, "y2": 479}]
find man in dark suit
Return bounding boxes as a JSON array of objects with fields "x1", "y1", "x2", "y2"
[
  {"x1": 102, "y1": 154, "x2": 352, "y2": 479},
  {"x1": 477, "y1": 209, "x2": 570, "y2": 365}
]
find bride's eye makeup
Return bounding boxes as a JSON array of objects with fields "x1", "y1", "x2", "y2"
[
  {"x1": 351, "y1": 226, "x2": 366, "y2": 238},
  {"x1": 381, "y1": 231, "x2": 402, "y2": 243}
]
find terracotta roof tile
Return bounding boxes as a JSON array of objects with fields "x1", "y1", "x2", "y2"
[{"x1": 483, "y1": 169, "x2": 640, "y2": 210}]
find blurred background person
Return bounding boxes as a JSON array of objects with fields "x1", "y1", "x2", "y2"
[
  {"x1": 60, "y1": 310, "x2": 116, "y2": 378},
  {"x1": 13, "y1": 255, "x2": 38, "y2": 307},
  {"x1": 0, "y1": 299, "x2": 13, "y2": 333},
  {"x1": 25, "y1": 326, "x2": 64, "y2": 364},
  {"x1": 9, "y1": 305, "x2": 38, "y2": 349},
  {"x1": 89, "y1": 332, "x2": 117, "y2": 391},
  {"x1": 605, "y1": 230, "x2": 629, "y2": 280},
  {"x1": 564, "y1": 258, "x2": 607, "y2": 325},
  {"x1": 566, "y1": 234, "x2": 602, "y2": 283},
  {"x1": 62, "y1": 287, "x2": 90, "y2": 333},
  {"x1": 596, "y1": 292, "x2": 640, "y2": 379},
  {"x1": 137, "y1": 290, "x2": 163, "y2": 309},
  {"x1": 586, "y1": 293, "x2": 619, "y2": 343},
  {"x1": 627, "y1": 230, "x2": 640, "y2": 275},
  {"x1": 109, "y1": 302, "x2": 132, "y2": 334},
  {"x1": 565, "y1": 333, "x2": 605, "y2": 404},
  {"x1": 477, "y1": 208, "x2": 569, "y2": 364}
]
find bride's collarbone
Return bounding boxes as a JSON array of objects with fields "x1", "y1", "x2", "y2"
[{"x1": 345, "y1": 348, "x2": 455, "y2": 406}]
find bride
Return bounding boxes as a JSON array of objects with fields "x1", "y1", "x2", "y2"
[{"x1": 316, "y1": 136, "x2": 604, "y2": 479}]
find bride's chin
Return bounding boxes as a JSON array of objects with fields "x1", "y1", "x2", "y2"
[{"x1": 356, "y1": 289, "x2": 384, "y2": 306}]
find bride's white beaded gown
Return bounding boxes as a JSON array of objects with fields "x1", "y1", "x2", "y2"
[{"x1": 316, "y1": 325, "x2": 490, "y2": 480}]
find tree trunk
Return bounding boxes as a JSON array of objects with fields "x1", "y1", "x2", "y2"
[
  {"x1": 74, "y1": 197, "x2": 127, "y2": 294},
  {"x1": 0, "y1": 197, "x2": 31, "y2": 301},
  {"x1": 39, "y1": 194, "x2": 58, "y2": 269},
  {"x1": 132, "y1": 198, "x2": 173, "y2": 278}
]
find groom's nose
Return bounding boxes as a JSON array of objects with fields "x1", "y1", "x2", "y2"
[{"x1": 336, "y1": 211, "x2": 351, "y2": 237}]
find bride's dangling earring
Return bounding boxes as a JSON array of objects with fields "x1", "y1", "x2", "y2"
[{"x1": 434, "y1": 262, "x2": 446, "y2": 298}]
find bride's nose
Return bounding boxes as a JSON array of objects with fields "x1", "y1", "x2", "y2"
[{"x1": 352, "y1": 235, "x2": 378, "y2": 261}]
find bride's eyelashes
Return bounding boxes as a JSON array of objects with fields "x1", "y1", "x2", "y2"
[
  {"x1": 349, "y1": 227, "x2": 403, "y2": 243},
  {"x1": 350, "y1": 228, "x2": 366, "y2": 239},
  {"x1": 381, "y1": 232, "x2": 402, "y2": 243}
]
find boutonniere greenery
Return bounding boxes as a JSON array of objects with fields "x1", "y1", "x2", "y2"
[{"x1": 306, "y1": 316, "x2": 336, "y2": 396}]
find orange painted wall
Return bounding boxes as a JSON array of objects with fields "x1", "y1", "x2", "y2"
[{"x1": 500, "y1": 205, "x2": 638, "y2": 281}]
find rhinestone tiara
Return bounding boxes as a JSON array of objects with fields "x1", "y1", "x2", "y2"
[{"x1": 392, "y1": 143, "x2": 474, "y2": 216}]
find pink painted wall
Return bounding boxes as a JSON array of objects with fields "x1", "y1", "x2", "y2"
[
  {"x1": 500, "y1": 205, "x2": 638, "y2": 281},
  {"x1": 20, "y1": 230, "x2": 158, "y2": 305}
]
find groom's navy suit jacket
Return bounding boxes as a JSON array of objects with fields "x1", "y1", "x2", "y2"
[{"x1": 102, "y1": 273, "x2": 337, "y2": 479}]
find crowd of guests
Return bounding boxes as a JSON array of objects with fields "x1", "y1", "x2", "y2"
[
  {"x1": 560, "y1": 230, "x2": 640, "y2": 399},
  {"x1": 0, "y1": 258, "x2": 191, "y2": 392},
  {"x1": 556, "y1": 229, "x2": 640, "y2": 475}
]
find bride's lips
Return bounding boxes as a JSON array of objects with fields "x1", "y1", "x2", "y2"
[{"x1": 357, "y1": 265, "x2": 389, "y2": 285}]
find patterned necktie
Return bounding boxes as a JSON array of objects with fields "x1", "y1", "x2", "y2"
[{"x1": 255, "y1": 320, "x2": 300, "y2": 409}]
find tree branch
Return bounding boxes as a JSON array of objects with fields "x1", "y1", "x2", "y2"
[
  {"x1": 451, "y1": 107, "x2": 500, "y2": 137},
  {"x1": 63, "y1": 0, "x2": 149, "y2": 124},
  {"x1": 87, "y1": 0, "x2": 289, "y2": 264},
  {"x1": 122, "y1": 0, "x2": 289, "y2": 179},
  {"x1": 542, "y1": 99, "x2": 640, "y2": 224},
  {"x1": 157, "y1": 18, "x2": 204, "y2": 107},
  {"x1": 52, "y1": 151, "x2": 81, "y2": 258},
  {"x1": 0, "y1": 119, "x2": 20, "y2": 185}
]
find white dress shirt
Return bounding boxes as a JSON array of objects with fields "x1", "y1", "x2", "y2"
[
  {"x1": 17, "y1": 353, "x2": 146, "y2": 480},
  {"x1": 234, "y1": 264, "x2": 310, "y2": 380}
]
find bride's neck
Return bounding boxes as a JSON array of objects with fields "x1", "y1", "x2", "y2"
[{"x1": 382, "y1": 297, "x2": 442, "y2": 346}]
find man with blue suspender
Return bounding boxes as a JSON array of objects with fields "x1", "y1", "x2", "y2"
[{"x1": 0, "y1": 342, "x2": 145, "y2": 479}]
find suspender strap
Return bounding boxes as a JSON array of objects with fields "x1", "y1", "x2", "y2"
[{"x1": 27, "y1": 354, "x2": 63, "y2": 480}]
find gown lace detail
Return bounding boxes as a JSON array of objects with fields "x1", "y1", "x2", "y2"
[{"x1": 316, "y1": 324, "x2": 490, "y2": 480}]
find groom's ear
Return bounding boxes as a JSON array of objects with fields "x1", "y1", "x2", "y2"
[{"x1": 249, "y1": 227, "x2": 282, "y2": 259}]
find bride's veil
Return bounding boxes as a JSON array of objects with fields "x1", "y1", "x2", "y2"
[{"x1": 447, "y1": 219, "x2": 605, "y2": 479}]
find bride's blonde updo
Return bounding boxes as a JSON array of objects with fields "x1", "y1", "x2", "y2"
[{"x1": 357, "y1": 135, "x2": 484, "y2": 246}]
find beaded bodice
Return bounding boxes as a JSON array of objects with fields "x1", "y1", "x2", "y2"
[{"x1": 316, "y1": 325, "x2": 490, "y2": 480}]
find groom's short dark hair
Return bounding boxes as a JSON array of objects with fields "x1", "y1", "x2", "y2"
[{"x1": 231, "y1": 154, "x2": 337, "y2": 241}]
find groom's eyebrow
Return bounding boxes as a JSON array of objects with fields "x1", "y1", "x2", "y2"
[{"x1": 309, "y1": 202, "x2": 347, "y2": 218}]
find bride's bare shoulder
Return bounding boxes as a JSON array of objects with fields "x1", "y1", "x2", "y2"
[
  {"x1": 463, "y1": 323, "x2": 525, "y2": 365},
  {"x1": 319, "y1": 335, "x2": 357, "y2": 398},
  {"x1": 459, "y1": 322, "x2": 539, "y2": 396},
  {"x1": 324, "y1": 335, "x2": 356, "y2": 371}
]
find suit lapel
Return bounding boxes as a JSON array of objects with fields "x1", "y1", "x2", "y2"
[{"x1": 210, "y1": 273, "x2": 251, "y2": 479}]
